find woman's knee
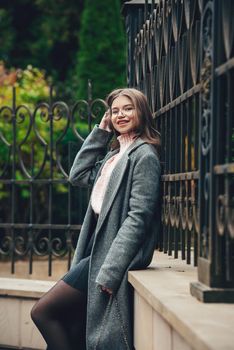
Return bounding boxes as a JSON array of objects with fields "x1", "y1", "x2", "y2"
[
  {"x1": 31, "y1": 300, "x2": 41, "y2": 325},
  {"x1": 31, "y1": 299, "x2": 43, "y2": 325},
  {"x1": 31, "y1": 281, "x2": 69, "y2": 325},
  {"x1": 31, "y1": 298, "x2": 50, "y2": 326}
]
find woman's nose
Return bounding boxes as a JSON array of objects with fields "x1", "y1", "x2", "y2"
[{"x1": 117, "y1": 110, "x2": 125, "y2": 117}]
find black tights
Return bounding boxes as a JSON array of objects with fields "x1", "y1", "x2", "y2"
[{"x1": 31, "y1": 280, "x2": 87, "y2": 350}]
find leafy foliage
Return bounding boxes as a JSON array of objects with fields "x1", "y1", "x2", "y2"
[
  {"x1": 0, "y1": 8, "x2": 15, "y2": 62},
  {"x1": 0, "y1": 62, "x2": 50, "y2": 108},
  {"x1": 75, "y1": 0, "x2": 126, "y2": 100},
  {"x1": 0, "y1": 63, "x2": 51, "y2": 198},
  {"x1": 0, "y1": 0, "x2": 126, "y2": 232},
  {"x1": 0, "y1": 63, "x2": 88, "y2": 231},
  {"x1": 0, "y1": 0, "x2": 126, "y2": 102},
  {"x1": 0, "y1": 0, "x2": 83, "y2": 84}
]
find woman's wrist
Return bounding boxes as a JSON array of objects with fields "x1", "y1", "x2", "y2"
[{"x1": 100, "y1": 285, "x2": 113, "y2": 295}]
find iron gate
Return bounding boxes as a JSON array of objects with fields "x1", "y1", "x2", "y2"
[
  {"x1": 0, "y1": 82, "x2": 107, "y2": 275},
  {"x1": 123, "y1": 0, "x2": 234, "y2": 302}
]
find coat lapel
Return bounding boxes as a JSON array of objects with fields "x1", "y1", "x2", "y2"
[{"x1": 95, "y1": 137, "x2": 146, "y2": 235}]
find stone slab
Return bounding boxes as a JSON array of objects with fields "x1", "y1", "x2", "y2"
[
  {"x1": 153, "y1": 309, "x2": 172, "y2": 350},
  {"x1": 0, "y1": 277, "x2": 55, "y2": 299},
  {"x1": 0, "y1": 278, "x2": 53, "y2": 349},
  {"x1": 0, "y1": 298, "x2": 20, "y2": 347},
  {"x1": 128, "y1": 251, "x2": 234, "y2": 350},
  {"x1": 134, "y1": 292, "x2": 153, "y2": 350}
]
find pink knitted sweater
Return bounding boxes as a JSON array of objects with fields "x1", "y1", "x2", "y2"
[{"x1": 91, "y1": 131, "x2": 136, "y2": 214}]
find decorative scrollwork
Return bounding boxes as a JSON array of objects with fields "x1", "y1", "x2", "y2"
[
  {"x1": 71, "y1": 100, "x2": 89, "y2": 141},
  {"x1": 200, "y1": 2, "x2": 213, "y2": 156},
  {"x1": 168, "y1": 46, "x2": 176, "y2": 101},
  {"x1": 0, "y1": 106, "x2": 14, "y2": 144},
  {"x1": 178, "y1": 33, "x2": 188, "y2": 94},
  {"x1": 191, "y1": 179, "x2": 199, "y2": 234},
  {"x1": 175, "y1": 195, "x2": 181, "y2": 228},
  {"x1": 201, "y1": 225, "x2": 208, "y2": 259},
  {"x1": 227, "y1": 197, "x2": 234, "y2": 239},
  {"x1": 184, "y1": 0, "x2": 191, "y2": 30},
  {"x1": 180, "y1": 181, "x2": 188, "y2": 230},
  {"x1": 216, "y1": 194, "x2": 226, "y2": 236},
  {"x1": 187, "y1": 196, "x2": 193, "y2": 231},
  {"x1": 52, "y1": 101, "x2": 70, "y2": 122},
  {"x1": 0, "y1": 107, "x2": 12, "y2": 178},
  {"x1": 163, "y1": 194, "x2": 170, "y2": 226},
  {"x1": 90, "y1": 98, "x2": 108, "y2": 123},
  {"x1": 201, "y1": 106, "x2": 211, "y2": 156},
  {"x1": 0, "y1": 234, "x2": 12, "y2": 255},
  {"x1": 53, "y1": 102, "x2": 70, "y2": 177},
  {"x1": 221, "y1": 0, "x2": 234, "y2": 60},
  {"x1": 33, "y1": 232, "x2": 50, "y2": 256},
  {"x1": 15, "y1": 234, "x2": 28, "y2": 257},
  {"x1": 35, "y1": 103, "x2": 50, "y2": 123},
  {"x1": 15, "y1": 105, "x2": 31, "y2": 126},
  {"x1": 51, "y1": 236, "x2": 67, "y2": 258},
  {"x1": 217, "y1": 175, "x2": 234, "y2": 239},
  {"x1": 170, "y1": 195, "x2": 176, "y2": 227},
  {"x1": 163, "y1": 181, "x2": 170, "y2": 226},
  {"x1": 190, "y1": 18, "x2": 200, "y2": 85}
]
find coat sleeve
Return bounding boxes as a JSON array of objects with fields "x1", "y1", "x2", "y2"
[
  {"x1": 69, "y1": 125, "x2": 113, "y2": 187},
  {"x1": 95, "y1": 152, "x2": 161, "y2": 292}
]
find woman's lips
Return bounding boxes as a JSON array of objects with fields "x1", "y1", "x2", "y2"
[{"x1": 117, "y1": 120, "x2": 129, "y2": 125}]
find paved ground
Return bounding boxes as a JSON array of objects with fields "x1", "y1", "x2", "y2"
[{"x1": 0, "y1": 258, "x2": 68, "y2": 281}]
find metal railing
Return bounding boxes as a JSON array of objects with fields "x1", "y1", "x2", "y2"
[
  {"x1": 0, "y1": 82, "x2": 107, "y2": 275},
  {"x1": 0, "y1": 0, "x2": 233, "y2": 302},
  {"x1": 123, "y1": 0, "x2": 234, "y2": 302}
]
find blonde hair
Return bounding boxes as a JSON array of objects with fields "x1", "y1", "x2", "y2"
[{"x1": 106, "y1": 88, "x2": 161, "y2": 153}]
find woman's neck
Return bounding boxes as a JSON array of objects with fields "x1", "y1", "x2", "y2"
[{"x1": 117, "y1": 131, "x2": 137, "y2": 152}]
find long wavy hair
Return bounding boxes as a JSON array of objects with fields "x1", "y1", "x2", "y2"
[{"x1": 106, "y1": 88, "x2": 161, "y2": 154}]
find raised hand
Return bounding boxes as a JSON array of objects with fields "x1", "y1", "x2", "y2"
[{"x1": 99, "y1": 110, "x2": 112, "y2": 132}]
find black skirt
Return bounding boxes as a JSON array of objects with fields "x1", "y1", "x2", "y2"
[{"x1": 62, "y1": 232, "x2": 95, "y2": 294}]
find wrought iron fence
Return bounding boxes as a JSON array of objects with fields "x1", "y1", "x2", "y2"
[
  {"x1": 123, "y1": 0, "x2": 234, "y2": 302},
  {"x1": 1, "y1": 0, "x2": 233, "y2": 302},
  {"x1": 0, "y1": 81, "x2": 107, "y2": 275}
]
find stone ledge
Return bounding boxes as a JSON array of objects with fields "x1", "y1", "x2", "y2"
[
  {"x1": 0, "y1": 277, "x2": 55, "y2": 299},
  {"x1": 128, "y1": 251, "x2": 234, "y2": 350},
  {"x1": 0, "y1": 278, "x2": 55, "y2": 349}
]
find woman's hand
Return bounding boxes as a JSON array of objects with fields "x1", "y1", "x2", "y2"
[
  {"x1": 99, "y1": 110, "x2": 112, "y2": 132},
  {"x1": 100, "y1": 285, "x2": 113, "y2": 295}
]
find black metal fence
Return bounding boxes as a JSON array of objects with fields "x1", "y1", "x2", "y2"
[
  {"x1": 0, "y1": 82, "x2": 107, "y2": 275},
  {"x1": 123, "y1": 0, "x2": 234, "y2": 302},
  {"x1": 1, "y1": 0, "x2": 233, "y2": 302}
]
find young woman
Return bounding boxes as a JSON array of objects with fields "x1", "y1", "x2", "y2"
[{"x1": 31, "y1": 88, "x2": 161, "y2": 350}]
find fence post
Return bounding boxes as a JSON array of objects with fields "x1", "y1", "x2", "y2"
[
  {"x1": 122, "y1": 1, "x2": 146, "y2": 87},
  {"x1": 190, "y1": 0, "x2": 234, "y2": 302}
]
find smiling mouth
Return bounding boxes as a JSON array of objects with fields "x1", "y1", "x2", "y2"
[{"x1": 117, "y1": 120, "x2": 129, "y2": 125}]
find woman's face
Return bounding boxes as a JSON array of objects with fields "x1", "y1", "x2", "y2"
[{"x1": 110, "y1": 95, "x2": 139, "y2": 134}]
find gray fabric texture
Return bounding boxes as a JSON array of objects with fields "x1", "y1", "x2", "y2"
[{"x1": 69, "y1": 125, "x2": 161, "y2": 350}]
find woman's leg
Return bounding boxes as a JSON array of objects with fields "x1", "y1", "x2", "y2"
[{"x1": 31, "y1": 280, "x2": 87, "y2": 350}]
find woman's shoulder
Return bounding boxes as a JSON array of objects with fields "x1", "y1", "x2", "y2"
[{"x1": 130, "y1": 141, "x2": 160, "y2": 161}]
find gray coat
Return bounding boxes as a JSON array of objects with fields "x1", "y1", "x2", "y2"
[{"x1": 69, "y1": 126, "x2": 161, "y2": 350}]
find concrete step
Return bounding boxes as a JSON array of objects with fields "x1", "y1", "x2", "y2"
[{"x1": 0, "y1": 278, "x2": 54, "y2": 350}]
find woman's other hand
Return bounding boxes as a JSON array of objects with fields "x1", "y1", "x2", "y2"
[
  {"x1": 100, "y1": 285, "x2": 113, "y2": 295},
  {"x1": 99, "y1": 110, "x2": 112, "y2": 132}
]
